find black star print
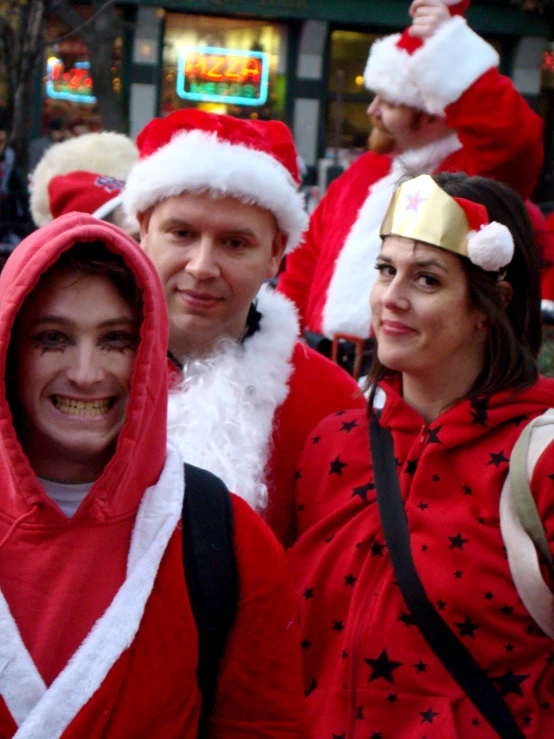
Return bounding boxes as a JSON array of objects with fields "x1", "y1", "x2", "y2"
[
  {"x1": 336, "y1": 410, "x2": 346, "y2": 416},
  {"x1": 414, "y1": 661, "x2": 428, "y2": 673},
  {"x1": 432, "y1": 474, "x2": 440, "y2": 482},
  {"x1": 484, "y1": 591, "x2": 494, "y2": 600},
  {"x1": 487, "y1": 450, "x2": 509, "y2": 468},
  {"x1": 504, "y1": 643, "x2": 515, "y2": 653},
  {"x1": 472, "y1": 718, "x2": 480, "y2": 726},
  {"x1": 332, "y1": 620, "x2": 345, "y2": 633},
  {"x1": 329, "y1": 456, "x2": 348, "y2": 476},
  {"x1": 417, "y1": 502, "x2": 429, "y2": 510},
  {"x1": 365, "y1": 649, "x2": 403, "y2": 684},
  {"x1": 500, "y1": 604, "x2": 514, "y2": 615},
  {"x1": 510, "y1": 415, "x2": 528, "y2": 426},
  {"x1": 356, "y1": 705, "x2": 364, "y2": 720},
  {"x1": 548, "y1": 473, "x2": 554, "y2": 486},
  {"x1": 420, "y1": 707, "x2": 440, "y2": 724},
  {"x1": 463, "y1": 485, "x2": 472, "y2": 495},
  {"x1": 344, "y1": 573, "x2": 357, "y2": 586},
  {"x1": 305, "y1": 677, "x2": 316, "y2": 696},
  {"x1": 398, "y1": 611, "x2": 416, "y2": 627},
  {"x1": 301, "y1": 639, "x2": 311, "y2": 649},
  {"x1": 332, "y1": 734, "x2": 345, "y2": 739},
  {"x1": 386, "y1": 693, "x2": 398, "y2": 703},
  {"x1": 352, "y1": 481, "x2": 375, "y2": 503},
  {"x1": 470, "y1": 398, "x2": 489, "y2": 427},
  {"x1": 449, "y1": 532, "x2": 469, "y2": 550},
  {"x1": 341, "y1": 650, "x2": 348, "y2": 659},
  {"x1": 490, "y1": 669, "x2": 530, "y2": 697},
  {"x1": 370, "y1": 733, "x2": 383, "y2": 739},
  {"x1": 298, "y1": 503, "x2": 305, "y2": 511},
  {"x1": 340, "y1": 419, "x2": 359, "y2": 433},
  {"x1": 295, "y1": 469, "x2": 302, "y2": 480},
  {"x1": 455, "y1": 616, "x2": 480, "y2": 639},
  {"x1": 312, "y1": 436, "x2": 321, "y2": 444},
  {"x1": 546, "y1": 651, "x2": 554, "y2": 664},
  {"x1": 371, "y1": 539, "x2": 385, "y2": 557},
  {"x1": 324, "y1": 534, "x2": 335, "y2": 544},
  {"x1": 454, "y1": 570, "x2": 463, "y2": 579},
  {"x1": 421, "y1": 544, "x2": 429, "y2": 552},
  {"x1": 522, "y1": 715, "x2": 532, "y2": 727},
  {"x1": 405, "y1": 458, "x2": 418, "y2": 475},
  {"x1": 436, "y1": 599, "x2": 446, "y2": 610},
  {"x1": 426, "y1": 425, "x2": 442, "y2": 444},
  {"x1": 302, "y1": 587, "x2": 315, "y2": 600}
]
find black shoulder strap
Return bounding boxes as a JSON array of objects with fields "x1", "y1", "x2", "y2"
[
  {"x1": 369, "y1": 412, "x2": 526, "y2": 739},
  {"x1": 182, "y1": 463, "x2": 239, "y2": 737}
]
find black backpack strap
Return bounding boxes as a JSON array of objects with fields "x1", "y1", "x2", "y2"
[
  {"x1": 369, "y1": 412, "x2": 526, "y2": 739},
  {"x1": 182, "y1": 463, "x2": 239, "y2": 737}
]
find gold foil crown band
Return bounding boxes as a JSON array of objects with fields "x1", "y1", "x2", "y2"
[{"x1": 380, "y1": 175, "x2": 514, "y2": 272}]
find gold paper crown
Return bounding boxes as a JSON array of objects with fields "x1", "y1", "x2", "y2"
[
  {"x1": 380, "y1": 175, "x2": 514, "y2": 272},
  {"x1": 380, "y1": 175, "x2": 471, "y2": 257}
]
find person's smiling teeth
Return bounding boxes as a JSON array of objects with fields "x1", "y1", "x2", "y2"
[{"x1": 52, "y1": 396, "x2": 114, "y2": 416}]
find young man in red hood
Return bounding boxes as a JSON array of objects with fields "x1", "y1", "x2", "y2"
[
  {"x1": 0, "y1": 212, "x2": 310, "y2": 738},
  {"x1": 122, "y1": 109, "x2": 365, "y2": 547}
]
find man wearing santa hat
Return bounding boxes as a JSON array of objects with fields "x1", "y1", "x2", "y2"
[
  {"x1": 122, "y1": 108, "x2": 364, "y2": 547},
  {"x1": 277, "y1": 0, "x2": 544, "y2": 373}
]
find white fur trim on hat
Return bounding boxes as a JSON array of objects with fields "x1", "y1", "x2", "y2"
[
  {"x1": 29, "y1": 132, "x2": 138, "y2": 227},
  {"x1": 467, "y1": 222, "x2": 514, "y2": 272},
  {"x1": 364, "y1": 33, "x2": 426, "y2": 111},
  {"x1": 122, "y1": 130, "x2": 308, "y2": 253},
  {"x1": 409, "y1": 16, "x2": 499, "y2": 116}
]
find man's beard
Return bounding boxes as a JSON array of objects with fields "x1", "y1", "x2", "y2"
[{"x1": 368, "y1": 117, "x2": 397, "y2": 155}]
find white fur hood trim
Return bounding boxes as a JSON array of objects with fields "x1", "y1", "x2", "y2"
[
  {"x1": 168, "y1": 285, "x2": 299, "y2": 511},
  {"x1": 123, "y1": 130, "x2": 308, "y2": 254},
  {"x1": 0, "y1": 443, "x2": 183, "y2": 738},
  {"x1": 322, "y1": 134, "x2": 462, "y2": 339}
]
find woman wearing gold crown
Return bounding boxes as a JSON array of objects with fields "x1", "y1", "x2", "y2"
[{"x1": 288, "y1": 172, "x2": 554, "y2": 738}]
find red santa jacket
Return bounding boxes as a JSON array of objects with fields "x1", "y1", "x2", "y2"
[
  {"x1": 278, "y1": 17, "x2": 544, "y2": 340},
  {"x1": 288, "y1": 375, "x2": 554, "y2": 738},
  {"x1": 167, "y1": 285, "x2": 365, "y2": 547},
  {"x1": 0, "y1": 214, "x2": 310, "y2": 738}
]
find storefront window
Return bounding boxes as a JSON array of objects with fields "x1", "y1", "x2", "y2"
[
  {"x1": 326, "y1": 29, "x2": 382, "y2": 162},
  {"x1": 163, "y1": 14, "x2": 287, "y2": 120},
  {"x1": 41, "y1": 10, "x2": 122, "y2": 136}
]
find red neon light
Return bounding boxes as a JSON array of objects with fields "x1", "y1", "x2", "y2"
[{"x1": 185, "y1": 53, "x2": 262, "y2": 85}]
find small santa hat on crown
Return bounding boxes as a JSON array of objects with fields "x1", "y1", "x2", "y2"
[
  {"x1": 380, "y1": 174, "x2": 514, "y2": 273},
  {"x1": 364, "y1": 0, "x2": 471, "y2": 113},
  {"x1": 29, "y1": 132, "x2": 138, "y2": 227},
  {"x1": 48, "y1": 171, "x2": 125, "y2": 222},
  {"x1": 122, "y1": 109, "x2": 308, "y2": 253}
]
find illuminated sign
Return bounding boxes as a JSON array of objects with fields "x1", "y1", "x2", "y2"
[
  {"x1": 177, "y1": 46, "x2": 269, "y2": 106},
  {"x1": 46, "y1": 57, "x2": 96, "y2": 104}
]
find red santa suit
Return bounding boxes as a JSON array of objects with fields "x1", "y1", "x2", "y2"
[
  {"x1": 278, "y1": 14, "x2": 544, "y2": 340},
  {"x1": 168, "y1": 284, "x2": 365, "y2": 547},
  {"x1": 288, "y1": 375, "x2": 554, "y2": 738},
  {"x1": 0, "y1": 213, "x2": 310, "y2": 738}
]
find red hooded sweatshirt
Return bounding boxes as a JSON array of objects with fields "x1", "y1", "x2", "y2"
[
  {"x1": 289, "y1": 375, "x2": 554, "y2": 738},
  {"x1": 0, "y1": 213, "x2": 309, "y2": 738}
]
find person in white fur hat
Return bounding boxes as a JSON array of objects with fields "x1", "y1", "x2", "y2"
[
  {"x1": 122, "y1": 108, "x2": 364, "y2": 547},
  {"x1": 29, "y1": 131, "x2": 138, "y2": 235},
  {"x1": 278, "y1": 0, "x2": 544, "y2": 375}
]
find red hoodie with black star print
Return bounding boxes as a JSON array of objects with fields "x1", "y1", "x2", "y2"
[{"x1": 289, "y1": 375, "x2": 554, "y2": 739}]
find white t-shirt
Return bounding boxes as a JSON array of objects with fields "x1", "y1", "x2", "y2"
[{"x1": 37, "y1": 477, "x2": 92, "y2": 517}]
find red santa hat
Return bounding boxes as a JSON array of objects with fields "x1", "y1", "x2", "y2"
[
  {"x1": 48, "y1": 171, "x2": 125, "y2": 221},
  {"x1": 29, "y1": 132, "x2": 138, "y2": 227},
  {"x1": 122, "y1": 109, "x2": 308, "y2": 253},
  {"x1": 363, "y1": 0, "x2": 498, "y2": 116}
]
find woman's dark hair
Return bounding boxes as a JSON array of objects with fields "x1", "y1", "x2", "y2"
[{"x1": 367, "y1": 172, "x2": 541, "y2": 405}]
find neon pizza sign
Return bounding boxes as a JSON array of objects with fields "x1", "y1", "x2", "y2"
[
  {"x1": 177, "y1": 46, "x2": 269, "y2": 106},
  {"x1": 46, "y1": 57, "x2": 96, "y2": 104}
]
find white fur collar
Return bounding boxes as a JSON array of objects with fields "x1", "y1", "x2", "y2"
[
  {"x1": 0, "y1": 443, "x2": 184, "y2": 738},
  {"x1": 322, "y1": 133, "x2": 461, "y2": 338},
  {"x1": 168, "y1": 284, "x2": 299, "y2": 511}
]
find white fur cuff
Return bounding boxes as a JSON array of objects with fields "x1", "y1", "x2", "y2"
[{"x1": 409, "y1": 16, "x2": 499, "y2": 115}]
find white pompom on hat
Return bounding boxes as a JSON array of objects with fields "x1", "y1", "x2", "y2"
[{"x1": 466, "y1": 222, "x2": 515, "y2": 273}]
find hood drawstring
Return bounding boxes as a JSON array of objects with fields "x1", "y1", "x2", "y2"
[{"x1": 0, "y1": 497, "x2": 42, "y2": 553}]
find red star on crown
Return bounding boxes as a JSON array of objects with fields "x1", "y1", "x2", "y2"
[{"x1": 404, "y1": 191, "x2": 428, "y2": 213}]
